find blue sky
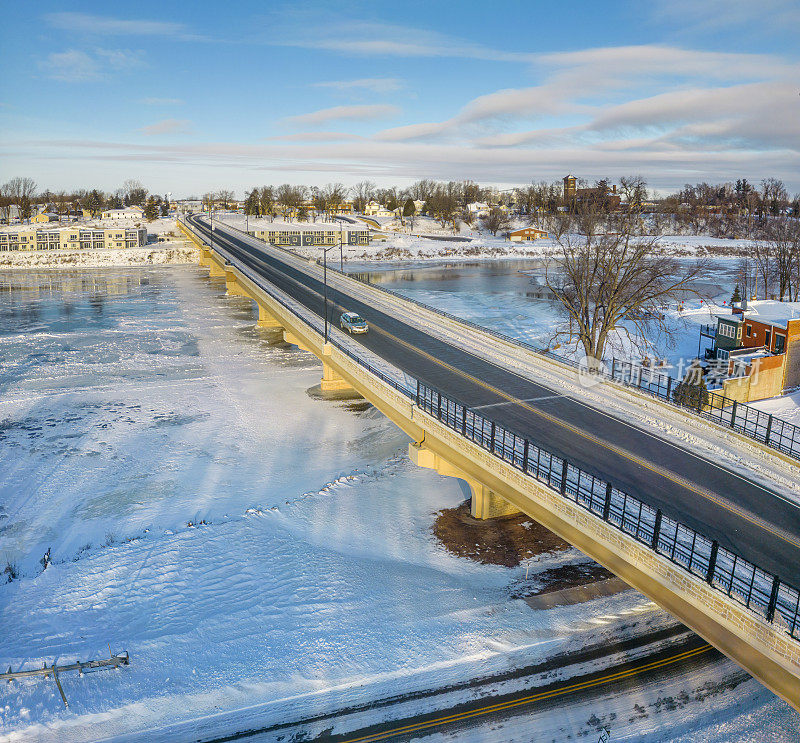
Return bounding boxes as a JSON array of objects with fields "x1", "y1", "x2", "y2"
[{"x1": 0, "y1": 0, "x2": 798, "y2": 197}]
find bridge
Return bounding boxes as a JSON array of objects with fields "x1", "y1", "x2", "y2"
[{"x1": 178, "y1": 214, "x2": 800, "y2": 710}]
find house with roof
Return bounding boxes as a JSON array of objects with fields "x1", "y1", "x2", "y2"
[
  {"x1": 698, "y1": 301, "x2": 800, "y2": 401},
  {"x1": 31, "y1": 212, "x2": 61, "y2": 223},
  {"x1": 509, "y1": 226, "x2": 549, "y2": 242}
]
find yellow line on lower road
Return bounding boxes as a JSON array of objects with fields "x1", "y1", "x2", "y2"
[
  {"x1": 340, "y1": 644, "x2": 713, "y2": 743},
  {"x1": 194, "y1": 221, "x2": 800, "y2": 551}
]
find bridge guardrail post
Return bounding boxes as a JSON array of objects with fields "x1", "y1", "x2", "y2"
[
  {"x1": 706, "y1": 540, "x2": 719, "y2": 585},
  {"x1": 764, "y1": 414, "x2": 773, "y2": 445},
  {"x1": 490, "y1": 422, "x2": 496, "y2": 452},
  {"x1": 603, "y1": 483, "x2": 612, "y2": 520},
  {"x1": 766, "y1": 577, "x2": 781, "y2": 623},
  {"x1": 522, "y1": 439, "x2": 529, "y2": 473},
  {"x1": 652, "y1": 509, "x2": 662, "y2": 550},
  {"x1": 560, "y1": 460, "x2": 568, "y2": 495}
]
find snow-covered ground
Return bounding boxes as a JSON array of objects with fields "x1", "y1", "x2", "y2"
[
  {"x1": 215, "y1": 213, "x2": 765, "y2": 264},
  {"x1": 0, "y1": 266, "x2": 796, "y2": 742}
]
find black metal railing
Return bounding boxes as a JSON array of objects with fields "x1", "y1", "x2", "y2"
[
  {"x1": 183, "y1": 216, "x2": 800, "y2": 643},
  {"x1": 415, "y1": 379, "x2": 800, "y2": 641},
  {"x1": 605, "y1": 357, "x2": 800, "y2": 460}
]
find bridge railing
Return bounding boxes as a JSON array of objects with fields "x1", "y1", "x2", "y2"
[
  {"x1": 200, "y1": 215, "x2": 800, "y2": 462},
  {"x1": 184, "y1": 216, "x2": 800, "y2": 641},
  {"x1": 415, "y1": 380, "x2": 800, "y2": 642}
]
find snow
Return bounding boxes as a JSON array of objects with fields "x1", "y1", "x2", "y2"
[
  {"x1": 0, "y1": 245, "x2": 198, "y2": 270},
  {"x1": 1, "y1": 265, "x2": 796, "y2": 741}
]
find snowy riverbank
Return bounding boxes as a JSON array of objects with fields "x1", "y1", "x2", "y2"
[
  {"x1": 0, "y1": 266, "x2": 796, "y2": 742},
  {"x1": 0, "y1": 243, "x2": 199, "y2": 270}
]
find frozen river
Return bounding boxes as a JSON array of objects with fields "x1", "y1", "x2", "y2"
[{"x1": 0, "y1": 265, "x2": 795, "y2": 741}]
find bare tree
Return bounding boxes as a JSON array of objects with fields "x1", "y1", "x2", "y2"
[
  {"x1": 351, "y1": 181, "x2": 376, "y2": 213},
  {"x1": 321, "y1": 183, "x2": 348, "y2": 218},
  {"x1": 735, "y1": 257, "x2": 758, "y2": 302},
  {"x1": 545, "y1": 205, "x2": 708, "y2": 362},
  {"x1": 121, "y1": 179, "x2": 147, "y2": 206},
  {"x1": 259, "y1": 186, "x2": 276, "y2": 220},
  {"x1": 216, "y1": 189, "x2": 235, "y2": 210},
  {"x1": 763, "y1": 218, "x2": 800, "y2": 300},
  {"x1": 481, "y1": 207, "x2": 510, "y2": 236}
]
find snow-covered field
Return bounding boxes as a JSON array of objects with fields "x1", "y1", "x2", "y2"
[{"x1": 0, "y1": 266, "x2": 796, "y2": 742}]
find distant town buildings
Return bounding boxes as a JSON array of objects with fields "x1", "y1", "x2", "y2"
[
  {"x1": 248, "y1": 221, "x2": 371, "y2": 247},
  {"x1": 563, "y1": 175, "x2": 621, "y2": 210},
  {"x1": 0, "y1": 225, "x2": 147, "y2": 252}
]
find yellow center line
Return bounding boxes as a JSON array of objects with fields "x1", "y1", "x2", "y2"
[
  {"x1": 340, "y1": 644, "x2": 713, "y2": 743},
  {"x1": 198, "y1": 222, "x2": 800, "y2": 551},
  {"x1": 363, "y1": 318, "x2": 800, "y2": 551}
]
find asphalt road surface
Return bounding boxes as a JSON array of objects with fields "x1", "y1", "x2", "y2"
[{"x1": 187, "y1": 216, "x2": 800, "y2": 588}]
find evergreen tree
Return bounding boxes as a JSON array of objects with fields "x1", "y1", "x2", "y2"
[
  {"x1": 85, "y1": 189, "x2": 104, "y2": 217},
  {"x1": 244, "y1": 188, "x2": 261, "y2": 216},
  {"x1": 402, "y1": 198, "x2": 416, "y2": 217},
  {"x1": 730, "y1": 284, "x2": 742, "y2": 304},
  {"x1": 144, "y1": 196, "x2": 159, "y2": 221},
  {"x1": 672, "y1": 372, "x2": 709, "y2": 411}
]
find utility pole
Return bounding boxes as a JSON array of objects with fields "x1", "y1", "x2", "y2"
[{"x1": 339, "y1": 222, "x2": 344, "y2": 271}]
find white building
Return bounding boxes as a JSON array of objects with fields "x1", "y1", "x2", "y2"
[{"x1": 101, "y1": 206, "x2": 144, "y2": 220}]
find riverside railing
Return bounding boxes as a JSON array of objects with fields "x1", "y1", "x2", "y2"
[{"x1": 184, "y1": 216, "x2": 800, "y2": 642}]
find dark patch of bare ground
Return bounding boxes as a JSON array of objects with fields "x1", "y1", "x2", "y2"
[
  {"x1": 433, "y1": 500, "x2": 567, "y2": 567},
  {"x1": 433, "y1": 500, "x2": 614, "y2": 593}
]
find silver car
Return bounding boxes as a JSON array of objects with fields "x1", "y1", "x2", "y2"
[{"x1": 340, "y1": 311, "x2": 369, "y2": 334}]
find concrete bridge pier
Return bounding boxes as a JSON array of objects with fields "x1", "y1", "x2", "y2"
[
  {"x1": 409, "y1": 442, "x2": 521, "y2": 519},
  {"x1": 206, "y1": 257, "x2": 227, "y2": 278},
  {"x1": 225, "y1": 272, "x2": 249, "y2": 298},
  {"x1": 256, "y1": 304, "x2": 284, "y2": 329}
]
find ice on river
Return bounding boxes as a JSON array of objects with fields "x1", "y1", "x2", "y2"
[{"x1": 0, "y1": 267, "x2": 795, "y2": 742}]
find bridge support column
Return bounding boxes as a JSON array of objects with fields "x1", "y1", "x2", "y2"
[
  {"x1": 199, "y1": 249, "x2": 213, "y2": 268},
  {"x1": 225, "y1": 271, "x2": 248, "y2": 298},
  {"x1": 207, "y1": 258, "x2": 226, "y2": 278},
  {"x1": 409, "y1": 443, "x2": 521, "y2": 519},
  {"x1": 321, "y1": 344, "x2": 355, "y2": 392},
  {"x1": 257, "y1": 304, "x2": 283, "y2": 329}
]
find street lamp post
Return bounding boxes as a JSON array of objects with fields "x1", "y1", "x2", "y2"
[
  {"x1": 339, "y1": 222, "x2": 344, "y2": 271},
  {"x1": 322, "y1": 244, "x2": 336, "y2": 344}
]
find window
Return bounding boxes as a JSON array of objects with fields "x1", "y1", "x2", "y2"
[
  {"x1": 717, "y1": 323, "x2": 737, "y2": 339},
  {"x1": 746, "y1": 325, "x2": 752, "y2": 337},
  {"x1": 765, "y1": 330, "x2": 771, "y2": 347},
  {"x1": 776, "y1": 334, "x2": 786, "y2": 353}
]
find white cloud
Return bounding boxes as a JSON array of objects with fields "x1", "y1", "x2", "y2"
[
  {"x1": 43, "y1": 12, "x2": 205, "y2": 40},
  {"x1": 283, "y1": 104, "x2": 400, "y2": 127},
  {"x1": 39, "y1": 48, "x2": 144, "y2": 82},
  {"x1": 651, "y1": 0, "x2": 800, "y2": 33},
  {"x1": 139, "y1": 119, "x2": 193, "y2": 136},
  {"x1": 313, "y1": 78, "x2": 404, "y2": 94},
  {"x1": 270, "y1": 20, "x2": 536, "y2": 63},
  {"x1": 268, "y1": 132, "x2": 364, "y2": 142},
  {"x1": 374, "y1": 45, "x2": 798, "y2": 144}
]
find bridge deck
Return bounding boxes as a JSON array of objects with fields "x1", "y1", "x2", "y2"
[{"x1": 188, "y1": 216, "x2": 800, "y2": 589}]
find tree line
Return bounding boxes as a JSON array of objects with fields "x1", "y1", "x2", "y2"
[{"x1": 0, "y1": 178, "x2": 171, "y2": 222}]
